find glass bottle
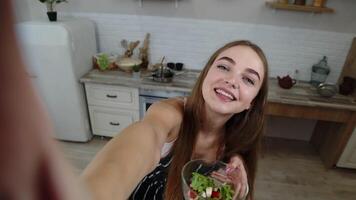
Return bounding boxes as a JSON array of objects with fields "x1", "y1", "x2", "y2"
[{"x1": 310, "y1": 56, "x2": 330, "y2": 87}]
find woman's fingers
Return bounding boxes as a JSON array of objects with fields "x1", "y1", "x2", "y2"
[
  {"x1": 228, "y1": 155, "x2": 249, "y2": 199},
  {"x1": 227, "y1": 167, "x2": 241, "y2": 180},
  {"x1": 235, "y1": 183, "x2": 242, "y2": 199},
  {"x1": 211, "y1": 170, "x2": 248, "y2": 200},
  {"x1": 238, "y1": 184, "x2": 246, "y2": 200},
  {"x1": 226, "y1": 165, "x2": 249, "y2": 200},
  {"x1": 229, "y1": 156, "x2": 244, "y2": 168},
  {"x1": 211, "y1": 157, "x2": 249, "y2": 200},
  {"x1": 211, "y1": 171, "x2": 229, "y2": 183}
]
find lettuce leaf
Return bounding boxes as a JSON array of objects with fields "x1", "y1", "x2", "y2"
[
  {"x1": 190, "y1": 172, "x2": 235, "y2": 200},
  {"x1": 190, "y1": 172, "x2": 215, "y2": 194},
  {"x1": 220, "y1": 183, "x2": 234, "y2": 200}
]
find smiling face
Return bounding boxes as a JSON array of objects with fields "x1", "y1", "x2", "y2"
[{"x1": 202, "y1": 45, "x2": 265, "y2": 117}]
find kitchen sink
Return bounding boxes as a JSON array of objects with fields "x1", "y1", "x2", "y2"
[{"x1": 141, "y1": 69, "x2": 199, "y2": 88}]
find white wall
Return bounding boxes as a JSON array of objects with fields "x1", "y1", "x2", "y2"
[
  {"x1": 14, "y1": 0, "x2": 356, "y2": 141},
  {"x1": 20, "y1": 0, "x2": 356, "y2": 34},
  {"x1": 13, "y1": 0, "x2": 31, "y2": 23},
  {"x1": 61, "y1": 12, "x2": 352, "y2": 84}
]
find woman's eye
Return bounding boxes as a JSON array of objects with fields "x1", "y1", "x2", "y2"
[
  {"x1": 243, "y1": 77, "x2": 255, "y2": 86},
  {"x1": 217, "y1": 65, "x2": 229, "y2": 71}
]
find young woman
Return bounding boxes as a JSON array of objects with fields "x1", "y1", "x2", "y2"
[{"x1": 82, "y1": 40, "x2": 269, "y2": 200}]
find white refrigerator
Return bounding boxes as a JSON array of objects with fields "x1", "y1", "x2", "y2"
[{"x1": 16, "y1": 18, "x2": 97, "y2": 142}]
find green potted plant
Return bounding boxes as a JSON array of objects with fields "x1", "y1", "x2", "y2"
[
  {"x1": 38, "y1": 0, "x2": 68, "y2": 22},
  {"x1": 132, "y1": 64, "x2": 141, "y2": 79}
]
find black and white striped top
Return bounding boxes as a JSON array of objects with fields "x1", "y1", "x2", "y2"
[{"x1": 129, "y1": 154, "x2": 173, "y2": 200}]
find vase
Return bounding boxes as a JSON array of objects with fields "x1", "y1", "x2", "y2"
[
  {"x1": 132, "y1": 71, "x2": 141, "y2": 79},
  {"x1": 294, "y1": 0, "x2": 306, "y2": 5},
  {"x1": 47, "y1": 11, "x2": 57, "y2": 22}
]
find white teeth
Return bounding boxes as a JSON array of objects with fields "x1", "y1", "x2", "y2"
[{"x1": 215, "y1": 89, "x2": 235, "y2": 100}]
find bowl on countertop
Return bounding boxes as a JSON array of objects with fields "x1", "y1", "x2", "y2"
[
  {"x1": 116, "y1": 57, "x2": 142, "y2": 72},
  {"x1": 93, "y1": 53, "x2": 118, "y2": 70},
  {"x1": 317, "y1": 83, "x2": 337, "y2": 98}
]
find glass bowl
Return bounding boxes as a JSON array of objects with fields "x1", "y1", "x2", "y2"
[
  {"x1": 317, "y1": 83, "x2": 337, "y2": 98},
  {"x1": 181, "y1": 159, "x2": 228, "y2": 200}
]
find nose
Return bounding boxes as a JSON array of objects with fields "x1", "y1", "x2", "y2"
[{"x1": 224, "y1": 80, "x2": 239, "y2": 90}]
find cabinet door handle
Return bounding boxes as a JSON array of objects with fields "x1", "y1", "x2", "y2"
[
  {"x1": 109, "y1": 122, "x2": 120, "y2": 126},
  {"x1": 106, "y1": 94, "x2": 117, "y2": 98}
]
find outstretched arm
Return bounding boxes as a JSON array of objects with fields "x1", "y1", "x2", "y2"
[
  {"x1": 0, "y1": 1, "x2": 87, "y2": 199},
  {"x1": 81, "y1": 100, "x2": 182, "y2": 200}
]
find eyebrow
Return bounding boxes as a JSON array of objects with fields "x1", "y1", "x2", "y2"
[
  {"x1": 246, "y1": 68, "x2": 261, "y2": 80},
  {"x1": 217, "y1": 56, "x2": 261, "y2": 80},
  {"x1": 217, "y1": 56, "x2": 236, "y2": 65}
]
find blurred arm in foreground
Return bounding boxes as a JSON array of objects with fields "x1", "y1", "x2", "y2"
[{"x1": 0, "y1": 1, "x2": 88, "y2": 199}]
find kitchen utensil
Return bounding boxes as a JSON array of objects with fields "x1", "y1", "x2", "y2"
[
  {"x1": 277, "y1": 75, "x2": 296, "y2": 89},
  {"x1": 139, "y1": 33, "x2": 150, "y2": 69},
  {"x1": 317, "y1": 83, "x2": 337, "y2": 98},
  {"x1": 121, "y1": 39, "x2": 128, "y2": 49},
  {"x1": 120, "y1": 39, "x2": 140, "y2": 58},
  {"x1": 158, "y1": 56, "x2": 166, "y2": 79},
  {"x1": 338, "y1": 37, "x2": 356, "y2": 97}
]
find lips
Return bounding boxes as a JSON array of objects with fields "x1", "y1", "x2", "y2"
[{"x1": 214, "y1": 87, "x2": 237, "y2": 101}]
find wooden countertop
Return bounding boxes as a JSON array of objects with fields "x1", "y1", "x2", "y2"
[
  {"x1": 80, "y1": 69, "x2": 356, "y2": 112},
  {"x1": 80, "y1": 69, "x2": 356, "y2": 168}
]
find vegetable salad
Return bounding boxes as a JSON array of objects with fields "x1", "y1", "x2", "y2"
[{"x1": 188, "y1": 172, "x2": 234, "y2": 200}]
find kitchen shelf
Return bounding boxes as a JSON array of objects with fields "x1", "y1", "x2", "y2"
[{"x1": 266, "y1": 1, "x2": 334, "y2": 13}]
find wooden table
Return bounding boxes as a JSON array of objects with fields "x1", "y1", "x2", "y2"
[{"x1": 267, "y1": 101, "x2": 356, "y2": 168}]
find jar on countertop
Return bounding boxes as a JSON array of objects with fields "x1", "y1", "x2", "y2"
[
  {"x1": 278, "y1": 0, "x2": 289, "y2": 4},
  {"x1": 310, "y1": 56, "x2": 330, "y2": 87},
  {"x1": 313, "y1": 0, "x2": 326, "y2": 7}
]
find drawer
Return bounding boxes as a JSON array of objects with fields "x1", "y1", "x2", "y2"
[
  {"x1": 85, "y1": 83, "x2": 139, "y2": 110},
  {"x1": 89, "y1": 106, "x2": 139, "y2": 137}
]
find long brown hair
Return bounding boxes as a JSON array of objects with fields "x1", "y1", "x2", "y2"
[{"x1": 164, "y1": 40, "x2": 269, "y2": 200}]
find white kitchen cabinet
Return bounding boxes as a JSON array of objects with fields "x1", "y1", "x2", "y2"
[
  {"x1": 85, "y1": 83, "x2": 140, "y2": 137},
  {"x1": 337, "y1": 128, "x2": 356, "y2": 169}
]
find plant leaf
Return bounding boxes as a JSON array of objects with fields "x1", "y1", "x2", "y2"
[{"x1": 97, "y1": 54, "x2": 110, "y2": 70}]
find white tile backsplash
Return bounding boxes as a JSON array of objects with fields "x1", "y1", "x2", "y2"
[{"x1": 67, "y1": 13, "x2": 355, "y2": 83}]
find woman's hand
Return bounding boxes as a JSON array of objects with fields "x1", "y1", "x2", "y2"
[{"x1": 211, "y1": 155, "x2": 249, "y2": 200}]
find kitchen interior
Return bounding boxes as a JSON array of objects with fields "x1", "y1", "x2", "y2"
[{"x1": 13, "y1": 0, "x2": 356, "y2": 199}]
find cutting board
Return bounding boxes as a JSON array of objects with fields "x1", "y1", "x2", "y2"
[
  {"x1": 338, "y1": 37, "x2": 356, "y2": 81},
  {"x1": 338, "y1": 37, "x2": 356, "y2": 97}
]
